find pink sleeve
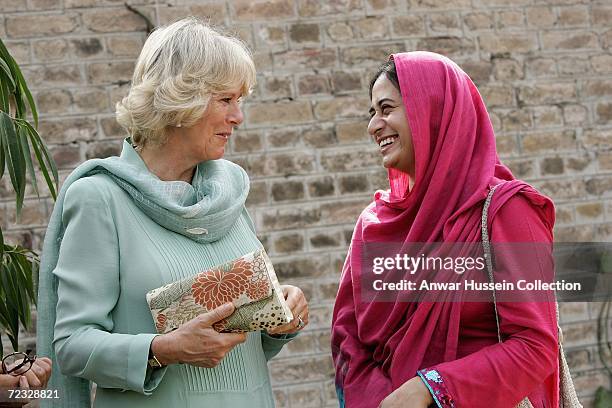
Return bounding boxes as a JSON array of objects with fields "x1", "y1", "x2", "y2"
[
  {"x1": 421, "y1": 195, "x2": 558, "y2": 408},
  {"x1": 331, "y1": 252, "x2": 393, "y2": 408}
]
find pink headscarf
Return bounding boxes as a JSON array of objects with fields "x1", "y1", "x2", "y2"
[{"x1": 332, "y1": 52, "x2": 556, "y2": 406}]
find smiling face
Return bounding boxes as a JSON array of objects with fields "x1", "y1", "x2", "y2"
[
  {"x1": 368, "y1": 75, "x2": 415, "y2": 176},
  {"x1": 170, "y1": 86, "x2": 245, "y2": 163}
]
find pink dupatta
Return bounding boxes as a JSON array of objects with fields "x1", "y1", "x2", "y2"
[{"x1": 331, "y1": 52, "x2": 558, "y2": 407}]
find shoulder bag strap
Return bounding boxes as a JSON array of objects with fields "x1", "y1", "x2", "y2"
[
  {"x1": 481, "y1": 184, "x2": 583, "y2": 408},
  {"x1": 481, "y1": 184, "x2": 502, "y2": 342}
]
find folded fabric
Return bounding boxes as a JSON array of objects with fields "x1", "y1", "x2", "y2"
[{"x1": 146, "y1": 248, "x2": 293, "y2": 333}]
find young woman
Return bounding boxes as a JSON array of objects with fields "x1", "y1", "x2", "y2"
[{"x1": 332, "y1": 52, "x2": 558, "y2": 408}]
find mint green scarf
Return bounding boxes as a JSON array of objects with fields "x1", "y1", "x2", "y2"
[{"x1": 37, "y1": 139, "x2": 250, "y2": 407}]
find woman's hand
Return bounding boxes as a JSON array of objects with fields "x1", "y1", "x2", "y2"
[
  {"x1": 0, "y1": 374, "x2": 28, "y2": 406},
  {"x1": 379, "y1": 376, "x2": 433, "y2": 408},
  {"x1": 151, "y1": 303, "x2": 247, "y2": 368},
  {"x1": 0, "y1": 356, "x2": 52, "y2": 389},
  {"x1": 267, "y1": 285, "x2": 309, "y2": 335},
  {"x1": 0, "y1": 357, "x2": 53, "y2": 406},
  {"x1": 0, "y1": 372, "x2": 21, "y2": 388},
  {"x1": 22, "y1": 357, "x2": 52, "y2": 389}
]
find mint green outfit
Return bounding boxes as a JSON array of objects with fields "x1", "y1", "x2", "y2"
[{"x1": 37, "y1": 139, "x2": 293, "y2": 407}]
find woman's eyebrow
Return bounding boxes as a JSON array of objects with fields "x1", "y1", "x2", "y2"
[
  {"x1": 376, "y1": 97, "x2": 395, "y2": 106},
  {"x1": 369, "y1": 97, "x2": 396, "y2": 115},
  {"x1": 368, "y1": 98, "x2": 396, "y2": 116},
  {"x1": 219, "y1": 91, "x2": 242, "y2": 98}
]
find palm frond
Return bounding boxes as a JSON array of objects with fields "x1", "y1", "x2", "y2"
[{"x1": 0, "y1": 37, "x2": 57, "y2": 354}]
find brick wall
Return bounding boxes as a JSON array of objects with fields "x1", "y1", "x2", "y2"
[{"x1": 1, "y1": 0, "x2": 611, "y2": 406}]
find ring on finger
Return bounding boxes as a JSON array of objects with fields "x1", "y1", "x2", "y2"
[{"x1": 296, "y1": 315, "x2": 305, "y2": 329}]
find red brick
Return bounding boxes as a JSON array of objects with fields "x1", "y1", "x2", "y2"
[
  {"x1": 274, "y1": 49, "x2": 337, "y2": 70},
  {"x1": 521, "y1": 130, "x2": 576, "y2": 153},
  {"x1": 6, "y1": 13, "x2": 78, "y2": 38},
  {"x1": 314, "y1": 97, "x2": 370, "y2": 121},
  {"x1": 341, "y1": 43, "x2": 405, "y2": 66},
  {"x1": 233, "y1": 0, "x2": 295, "y2": 20},
  {"x1": 479, "y1": 34, "x2": 538, "y2": 53},
  {"x1": 247, "y1": 101, "x2": 313, "y2": 126},
  {"x1": 82, "y1": 8, "x2": 149, "y2": 33},
  {"x1": 298, "y1": 0, "x2": 362, "y2": 17},
  {"x1": 86, "y1": 62, "x2": 135, "y2": 85},
  {"x1": 392, "y1": 15, "x2": 425, "y2": 37},
  {"x1": 416, "y1": 37, "x2": 476, "y2": 57}
]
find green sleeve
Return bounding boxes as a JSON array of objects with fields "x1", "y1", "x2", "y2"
[
  {"x1": 52, "y1": 178, "x2": 167, "y2": 394},
  {"x1": 260, "y1": 332, "x2": 298, "y2": 361}
]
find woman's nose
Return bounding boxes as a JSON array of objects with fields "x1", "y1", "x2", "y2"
[
  {"x1": 368, "y1": 115, "x2": 383, "y2": 137},
  {"x1": 228, "y1": 103, "x2": 244, "y2": 126}
]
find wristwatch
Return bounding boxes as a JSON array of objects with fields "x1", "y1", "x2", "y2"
[{"x1": 148, "y1": 345, "x2": 164, "y2": 369}]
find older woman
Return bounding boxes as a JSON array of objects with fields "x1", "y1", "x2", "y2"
[
  {"x1": 332, "y1": 52, "x2": 562, "y2": 408},
  {"x1": 36, "y1": 18, "x2": 308, "y2": 407}
]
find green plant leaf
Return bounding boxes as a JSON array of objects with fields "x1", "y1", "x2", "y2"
[
  {"x1": 594, "y1": 386, "x2": 612, "y2": 408},
  {"x1": 0, "y1": 297, "x2": 13, "y2": 356},
  {"x1": 25, "y1": 122, "x2": 59, "y2": 199},
  {"x1": 0, "y1": 39, "x2": 34, "y2": 125},
  {"x1": 0, "y1": 41, "x2": 16, "y2": 92},
  {"x1": 3, "y1": 247, "x2": 34, "y2": 331},
  {"x1": 0, "y1": 37, "x2": 54, "y2": 354},
  {"x1": 28, "y1": 129, "x2": 54, "y2": 198},
  {"x1": 29, "y1": 124, "x2": 57, "y2": 184},
  {"x1": 0, "y1": 72, "x2": 11, "y2": 113},
  {"x1": 0, "y1": 298, "x2": 11, "y2": 332},
  {"x1": 14, "y1": 247, "x2": 36, "y2": 303},
  {"x1": 0, "y1": 58, "x2": 15, "y2": 92},
  {"x1": 0, "y1": 117, "x2": 5, "y2": 181},
  {"x1": 0, "y1": 259, "x2": 20, "y2": 351},
  {"x1": 0, "y1": 38, "x2": 38, "y2": 127},
  {"x1": 0, "y1": 244, "x2": 38, "y2": 352},
  {"x1": 9, "y1": 63, "x2": 34, "y2": 126},
  {"x1": 13, "y1": 69, "x2": 37, "y2": 127},
  {"x1": 12, "y1": 256, "x2": 31, "y2": 328},
  {"x1": 10, "y1": 266, "x2": 26, "y2": 325},
  {"x1": 31, "y1": 258, "x2": 38, "y2": 305},
  {"x1": 25, "y1": 122, "x2": 58, "y2": 199},
  {"x1": 0, "y1": 38, "x2": 15, "y2": 70},
  {"x1": 0, "y1": 112, "x2": 17, "y2": 182},
  {"x1": 12, "y1": 67, "x2": 28, "y2": 122},
  {"x1": 1, "y1": 55, "x2": 24, "y2": 119},
  {"x1": 17, "y1": 123, "x2": 38, "y2": 196},
  {"x1": 0, "y1": 112, "x2": 26, "y2": 215},
  {"x1": 597, "y1": 300, "x2": 612, "y2": 378},
  {"x1": 0, "y1": 226, "x2": 3, "y2": 262}
]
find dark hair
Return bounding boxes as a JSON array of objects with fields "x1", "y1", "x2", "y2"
[{"x1": 368, "y1": 59, "x2": 400, "y2": 100}]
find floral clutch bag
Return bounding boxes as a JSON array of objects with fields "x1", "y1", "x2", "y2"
[{"x1": 146, "y1": 248, "x2": 293, "y2": 333}]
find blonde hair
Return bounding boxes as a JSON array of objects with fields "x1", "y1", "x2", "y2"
[{"x1": 116, "y1": 17, "x2": 256, "y2": 147}]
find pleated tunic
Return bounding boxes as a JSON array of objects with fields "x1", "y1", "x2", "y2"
[{"x1": 51, "y1": 147, "x2": 292, "y2": 407}]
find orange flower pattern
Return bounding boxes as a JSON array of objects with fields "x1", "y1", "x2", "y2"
[
  {"x1": 247, "y1": 255, "x2": 271, "y2": 299},
  {"x1": 148, "y1": 249, "x2": 286, "y2": 333},
  {"x1": 247, "y1": 278, "x2": 270, "y2": 300},
  {"x1": 191, "y1": 259, "x2": 254, "y2": 310},
  {"x1": 212, "y1": 318, "x2": 228, "y2": 332},
  {"x1": 155, "y1": 313, "x2": 167, "y2": 333}
]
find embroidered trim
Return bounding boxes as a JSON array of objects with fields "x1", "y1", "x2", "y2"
[{"x1": 417, "y1": 368, "x2": 455, "y2": 408}]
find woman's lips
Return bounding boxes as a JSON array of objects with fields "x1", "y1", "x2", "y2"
[{"x1": 379, "y1": 135, "x2": 398, "y2": 154}]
